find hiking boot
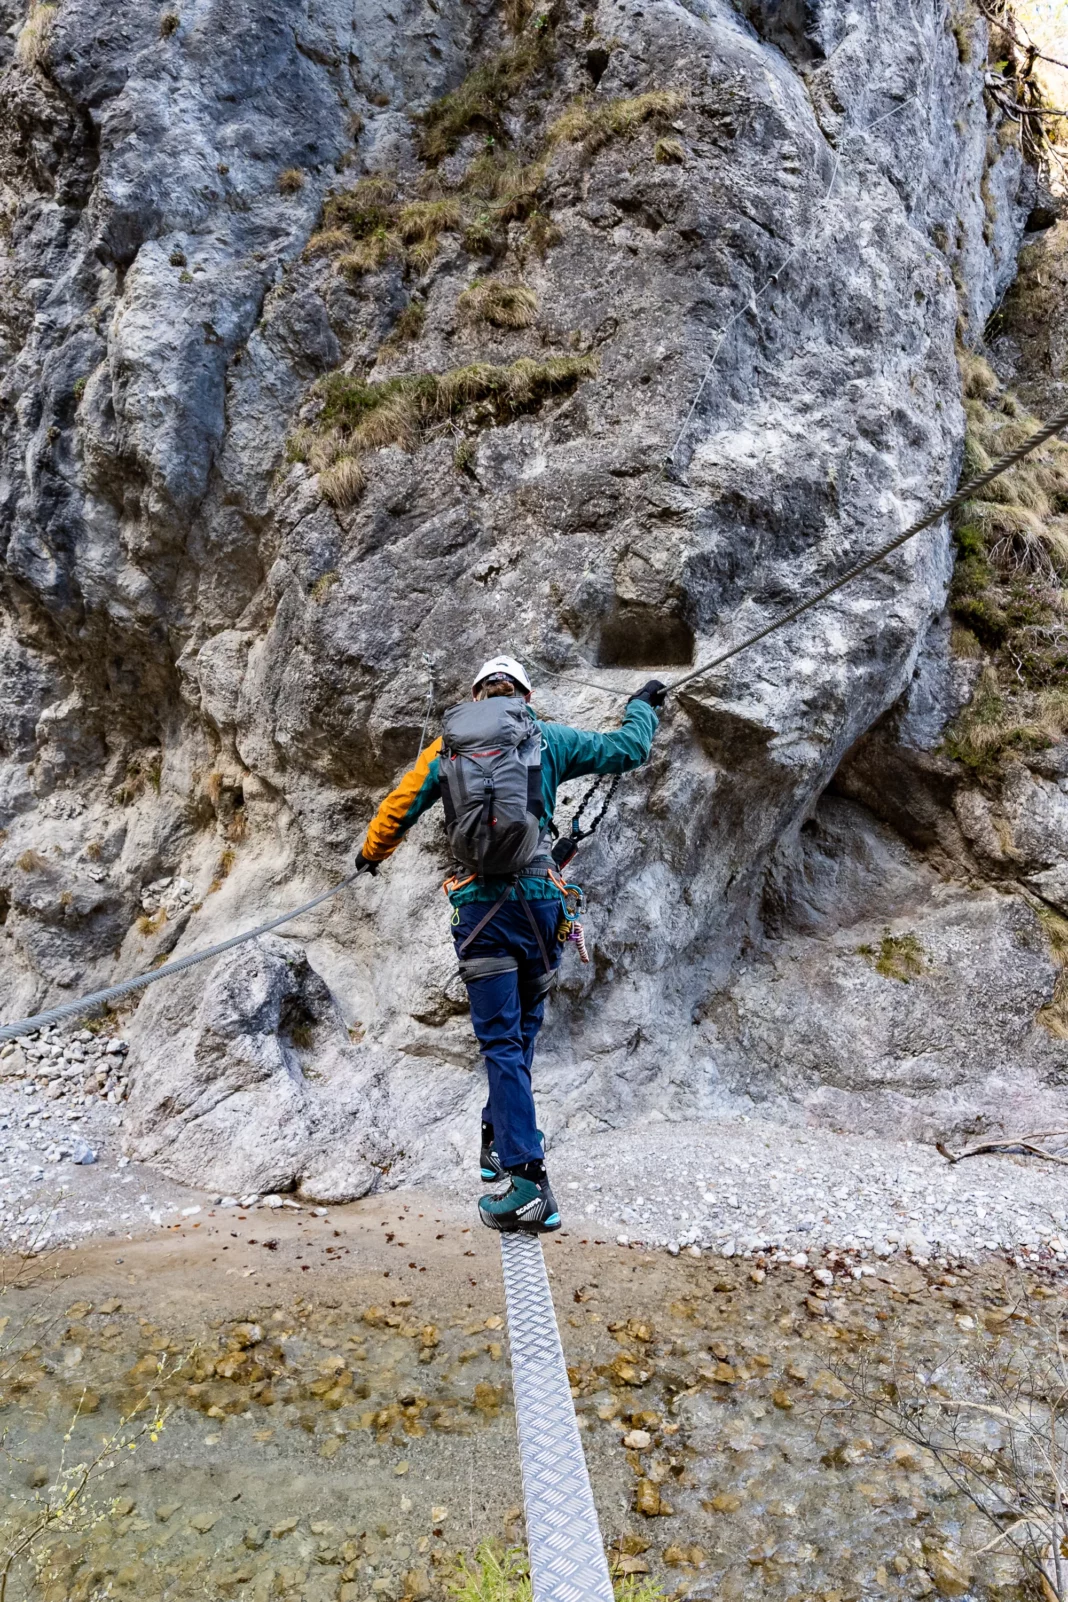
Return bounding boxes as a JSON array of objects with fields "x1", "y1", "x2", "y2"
[
  {"x1": 480, "y1": 1126, "x2": 545, "y2": 1184},
  {"x1": 478, "y1": 1174, "x2": 561, "y2": 1234}
]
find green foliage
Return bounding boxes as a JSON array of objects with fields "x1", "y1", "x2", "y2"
[
  {"x1": 445, "y1": 1543, "x2": 532, "y2": 1602},
  {"x1": 943, "y1": 348, "x2": 1068, "y2": 773},
  {"x1": 857, "y1": 930, "x2": 927, "y2": 983},
  {"x1": 322, "y1": 176, "x2": 398, "y2": 238},
  {"x1": 443, "y1": 1544, "x2": 668, "y2": 1602}
]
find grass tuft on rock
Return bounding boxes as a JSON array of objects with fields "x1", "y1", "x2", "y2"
[
  {"x1": 278, "y1": 167, "x2": 305, "y2": 195},
  {"x1": 322, "y1": 176, "x2": 398, "y2": 237},
  {"x1": 857, "y1": 930, "x2": 927, "y2": 983},
  {"x1": 382, "y1": 300, "x2": 427, "y2": 352},
  {"x1": 290, "y1": 354, "x2": 595, "y2": 507},
  {"x1": 942, "y1": 668, "x2": 1068, "y2": 772},
  {"x1": 548, "y1": 90, "x2": 684, "y2": 154},
  {"x1": 501, "y1": 0, "x2": 536, "y2": 33},
  {"x1": 418, "y1": 37, "x2": 552, "y2": 162},
  {"x1": 15, "y1": 2, "x2": 56, "y2": 69},
  {"x1": 654, "y1": 136, "x2": 686, "y2": 164},
  {"x1": 458, "y1": 280, "x2": 538, "y2": 329},
  {"x1": 319, "y1": 456, "x2": 366, "y2": 509},
  {"x1": 315, "y1": 353, "x2": 597, "y2": 453}
]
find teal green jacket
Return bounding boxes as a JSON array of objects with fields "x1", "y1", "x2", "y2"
[{"x1": 360, "y1": 699, "x2": 659, "y2": 902}]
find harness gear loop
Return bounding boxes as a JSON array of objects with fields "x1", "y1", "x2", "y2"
[{"x1": 443, "y1": 872, "x2": 477, "y2": 898}]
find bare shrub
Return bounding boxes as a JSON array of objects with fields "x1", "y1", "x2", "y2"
[{"x1": 841, "y1": 1291, "x2": 1068, "y2": 1601}]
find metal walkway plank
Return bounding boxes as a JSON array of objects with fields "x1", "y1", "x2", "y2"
[{"x1": 500, "y1": 1232, "x2": 615, "y2": 1602}]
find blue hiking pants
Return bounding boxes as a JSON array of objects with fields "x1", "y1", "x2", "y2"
[{"x1": 452, "y1": 897, "x2": 562, "y2": 1171}]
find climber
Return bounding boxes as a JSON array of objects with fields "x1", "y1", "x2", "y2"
[{"x1": 354, "y1": 655, "x2": 665, "y2": 1234}]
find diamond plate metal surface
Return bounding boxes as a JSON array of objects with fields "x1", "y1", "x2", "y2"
[{"x1": 500, "y1": 1233, "x2": 614, "y2": 1602}]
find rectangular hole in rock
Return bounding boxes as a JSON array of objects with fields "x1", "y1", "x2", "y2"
[{"x1": 596, "y1": 605, "x2": 694, "y2": 669}]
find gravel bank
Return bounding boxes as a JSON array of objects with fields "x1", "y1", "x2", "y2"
[
  {"x1": 3, "y1": 1043, "x2": 1065, "y2": 1276},
  {"x1": 531, "y1": 1119, "x2": 1068, "y2": 1268},
  {"x1": 0, "y1": 1023, "x2": 201, "y2": 1252}
]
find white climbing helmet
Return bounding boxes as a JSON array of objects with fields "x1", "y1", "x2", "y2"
[{"x1": 472, "y1": 654, "x2": 532, "y2": 695}]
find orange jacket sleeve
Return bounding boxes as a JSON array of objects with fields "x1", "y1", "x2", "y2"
[{"x1": 360, "y1": 737, "x2": 444, "y2": 862}]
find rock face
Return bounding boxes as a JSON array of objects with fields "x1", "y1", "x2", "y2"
[{"x1": 0, "y1": 0, "x2": 1063, "y2": 1196}]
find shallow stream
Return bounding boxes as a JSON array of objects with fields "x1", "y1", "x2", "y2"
[{"x1": 0, "y1": 1200, "x2": 1061, "y2": 1602}]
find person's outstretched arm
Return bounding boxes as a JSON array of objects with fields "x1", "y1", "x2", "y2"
[
  {"x1": 547, "y1": 685, "x2": 663, "y2": 783},
  {"x1": 357, "y1": 737, "x2": 444, "y2": 867}
]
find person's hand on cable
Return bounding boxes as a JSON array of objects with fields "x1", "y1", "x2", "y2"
[
  {"x1": 354, "y1": 850, "x2": 379, "y2": 876},
  {"x1": 628, "y1": 679, "x2": 667, "y2": 709}
]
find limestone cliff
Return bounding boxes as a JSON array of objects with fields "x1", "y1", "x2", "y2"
[{"x1": 0, "y1": 0, "x2": 1063, "y2": 1197}]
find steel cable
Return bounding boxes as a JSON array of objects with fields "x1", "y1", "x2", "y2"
[
  {"x1": 665, "y1": 404, "x2": 1068, "y2": 694},
  {"x1": 0, "y1": 873, "x2": 359, "y2": 1044}
]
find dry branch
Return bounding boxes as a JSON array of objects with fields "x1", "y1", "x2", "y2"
[{"x1": 936, "y1": 1132, "x2": 1068, "y2": 1166}]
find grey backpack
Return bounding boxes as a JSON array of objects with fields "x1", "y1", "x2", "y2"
[{"x1": 439, "y1": 699, "x2": 545, "y2": 878}]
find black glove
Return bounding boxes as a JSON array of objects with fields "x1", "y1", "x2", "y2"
[
  {"x1": 354, "y1": 851, "x2": 379, "y2": 876},
  {"x1": 628, "y1": 679, "x2": 667, "y2": 709}
]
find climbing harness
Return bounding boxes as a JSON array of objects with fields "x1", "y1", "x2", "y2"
[
  {"x1": 499, "y1": 1232, "x2": 615, "y2": 1602},
  {"x1": 0, "y1": 873, "x2": 359, "y2": 1044}
]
